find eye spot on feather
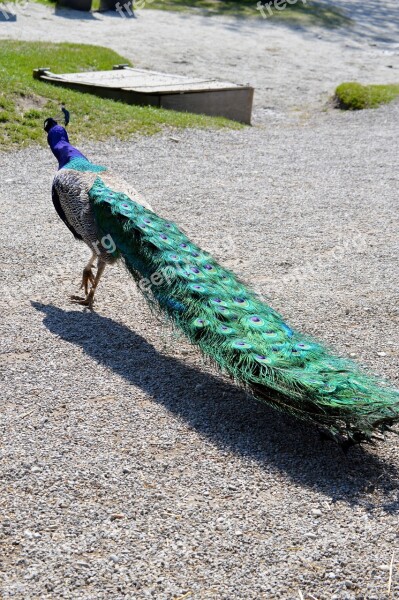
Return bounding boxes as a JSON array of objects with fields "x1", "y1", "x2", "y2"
[
  {"x1": 232, "y1": 339, "x2": 252, "y2": 350},
  {"x1": 219, "y1": 306, "x2": 227, "y2": 312},
  {"x1": 296, "y1": 343, "x2": 313, "y2": 351},
  {"x1": 218, "y1": 325, "x2": 235, "y2": 335},
  {"x1": 247, "y1": 315, "x2": 266, "y2": 328},
  {"x1": 119, "y1": 203, "x2": 133, "y2": 216},
  {"x1": 232, "y1": 297, "x2": 254, "y2": 310},
  {"x1": 254, "y1": 354, "x2": 272, "y2": 364},
  {"x1": 193, "y1": 318, "x2": 209, "y2": 328}
]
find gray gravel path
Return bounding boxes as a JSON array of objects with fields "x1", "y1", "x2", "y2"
[
  {"x1": 1, "y1": 101, "x2": 399, "y2": 599},
  {"x1": 1, "y1": 2, "x2": 399, "y2": 598}
]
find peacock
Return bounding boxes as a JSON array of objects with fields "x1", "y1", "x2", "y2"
[{"x1": 44, "y1": 115, "x2": 399, "y2": 447}]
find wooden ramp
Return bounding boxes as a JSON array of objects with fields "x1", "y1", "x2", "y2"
[{"x1": 33, "y1": 65, "x2": 254, "y2": 124}]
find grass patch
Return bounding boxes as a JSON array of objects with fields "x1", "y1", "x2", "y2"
[
  {"x1": 142, "y1": 0, "x2": 351, "y2": 28},
  {"x1": 334, "y1": 82, "x2": 399, "y2": 110},
  {"x1": 0, "y1": 40, "x2": 238, "y2": 150}
]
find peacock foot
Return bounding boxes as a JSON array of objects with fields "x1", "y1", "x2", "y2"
[{"x1": 70, "y1": 290, "x2": 95, "y2": 309}]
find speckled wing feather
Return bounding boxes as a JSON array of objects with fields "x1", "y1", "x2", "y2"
[{"x1": 51, "y1": 157, "x2": 152, "y2": 260}]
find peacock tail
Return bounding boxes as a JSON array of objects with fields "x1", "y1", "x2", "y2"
[{"x1": 63, "y1": 158, "x2": 399, "y2": 444}]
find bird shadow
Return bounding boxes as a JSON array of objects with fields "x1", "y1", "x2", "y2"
[{"x1": 32, "y1": 302, "x2": 399, "y2": 513}]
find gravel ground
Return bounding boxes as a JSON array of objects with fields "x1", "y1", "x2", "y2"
[
  {"x1": 1, "y1": 2, "x2": 399, "y2": 599},
  {"x1": 1, "y1": 103, "x2": 399, "y2": 599}
]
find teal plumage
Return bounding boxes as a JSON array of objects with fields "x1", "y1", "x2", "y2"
[
  {"x1": 46, "y1": 127, "x2": 399, "y2": 446},
  {"x1": 88, "y1": 173, "x2": 399, "y2": 444}
]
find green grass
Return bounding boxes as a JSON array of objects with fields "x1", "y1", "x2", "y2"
[
  {"x1": 0, "y1": 40, "x2": 238, "y2": 150},
  {"x1": 335, "y1": 82, "x2": 399, "y2": 110},
  {"x1": 141, "y1": 0, "x2": 351, "y2": 28}
]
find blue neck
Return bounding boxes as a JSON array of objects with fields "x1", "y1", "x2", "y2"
[{"x1": 47, "y1": 125, "x2": 88, "y2": 169}]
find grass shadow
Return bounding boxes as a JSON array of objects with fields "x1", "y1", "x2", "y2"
[
  {"x1": 0, "y1": 11, "x2": 17, "y2": 20},
  {"x1": 144, "y1": 0, "x2": 352, "y2": 29},
  {"x1": 54, "y1": 5, "x2": 100, "y2": 18}
]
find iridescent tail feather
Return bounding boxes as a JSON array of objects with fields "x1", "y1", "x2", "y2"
[{"x1": 88, "y1": 175, "x2": 399, "y2": 444}]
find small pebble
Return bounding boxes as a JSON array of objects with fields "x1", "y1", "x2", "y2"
[{"x1": 110, "y1": 513, "x2": 125, "y2": 521}]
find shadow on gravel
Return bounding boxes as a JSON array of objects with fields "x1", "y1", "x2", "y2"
[{"x1": 33, "y1": 302, "x2": 399, "y2": 513}]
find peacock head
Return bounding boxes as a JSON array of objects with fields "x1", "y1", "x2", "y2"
[
  {"x1": 43, "y1": 105, "x2": 70, "y2": 133},
  {"x1": 44, "y1": 117, "x2": 58, "y2": 133},
  {"x1": 44, "y1": 107, "x2": 87, "y2": 169}
]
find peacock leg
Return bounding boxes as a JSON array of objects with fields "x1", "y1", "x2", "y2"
[
  {"x1": 71, "y1": 258, "x2": 106, "y2": 309},
  {"x1": 81, "y1": 252, "x2": 96, "y2": 295},
  {"x1": 83, "y1": 258, "x2": 106, "y2": 308},
  {"x1": 70, "y1": 252, "x2": 96, "y2": 304}
]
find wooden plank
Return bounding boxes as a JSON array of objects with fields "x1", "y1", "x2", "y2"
[
  {"x1": 33, "y1": 66, "x2": 254, "y2": 124},
  {"x1": 161, "y1": 88, "x2": 254, "y2": 123}
]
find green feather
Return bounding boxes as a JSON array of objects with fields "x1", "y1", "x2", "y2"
[{"x1": 89, "y1": 176, "x2": 399, "y2": 442}]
